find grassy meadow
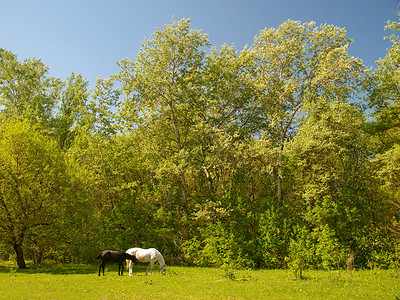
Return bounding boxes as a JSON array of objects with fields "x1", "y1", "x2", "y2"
[{"x1": 0, "y1": 261, "x2": 399, "y2": 299}]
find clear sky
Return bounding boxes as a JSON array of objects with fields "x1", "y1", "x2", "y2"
[{"x1": 1, "y1": 0, "x2": 399, "y2": 86}]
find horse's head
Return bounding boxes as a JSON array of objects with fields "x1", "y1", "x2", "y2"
[
  {"x1": 160, "y1": 264, "x2": 166, "y2": 275},
  {"x1": 128, "y1": 253, "x2": 138, "y2": 263}
]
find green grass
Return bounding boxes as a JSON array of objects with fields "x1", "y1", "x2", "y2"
[{"x1": 0, "y1": 261, "x2": 399, "y2": 299}]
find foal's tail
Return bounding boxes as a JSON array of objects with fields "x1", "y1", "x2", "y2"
[{"x1": 94, "y1": 253, "x2": 101, "y2": 260}]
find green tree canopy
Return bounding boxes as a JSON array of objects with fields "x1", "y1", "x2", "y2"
[
  {"x1": 0, "y1": 120, "x2": 67, "y2": 268},
  {"x1": 0, "y1": 48, "x2": 63, "y2": 130},
  {"x1": 368, "y1": 20, "x2": 400, "y2": 151},
  {"x1": 252, "y1": 20, "x2": 368, "y2": 204}
]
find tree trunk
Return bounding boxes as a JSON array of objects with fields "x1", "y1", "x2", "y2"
[
  {"x1": 14, "y1": 242, "x2": 27, "y2": 269},
  {"x1": 277, "y1": 156, "x2": 282, "y2": 205},
  {"x1": 277, "y1": 139, "x2": 284, "y2": 206},
  {"x1": 180, "y1": 173, "x2": 190, "y2": 240},
  {"x1": 169, "y1": 100, "x2": 190, "y2": 240}
]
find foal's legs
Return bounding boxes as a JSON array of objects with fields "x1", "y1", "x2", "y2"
[
  {"x1": 99, "y1": 262, "x2": 105, "y2": 276},
  {"x1": 118, "y1": 262, "x2": 124, "y2": 276}
]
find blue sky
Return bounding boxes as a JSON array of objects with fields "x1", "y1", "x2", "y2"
[{"x1": 1, "y1": 0, "x2": 399, "y2": 86}]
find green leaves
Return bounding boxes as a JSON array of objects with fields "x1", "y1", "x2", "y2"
[
  {"x1": 51, "y1": 73, "x2": 90, "y2": 149},
  {"x1": 367, "y1": 20, "x2": 400, "y2": 152},
  {"x1": 0, "y1": 120, "x2": 68, "y2": 266},
  {"x1": 253, "y1": 20, "x2": 366, "y2": 136},
  {"x1": 1, "y1": 18, "x2": 399, "y2": 270},
  {"x1": 0, "y1": 48, "x2": 63, "y2": 129}
]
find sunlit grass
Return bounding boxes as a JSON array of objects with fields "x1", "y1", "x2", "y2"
[{"x1": 0, "y1": 261, "x2": 399, "y2": 299}]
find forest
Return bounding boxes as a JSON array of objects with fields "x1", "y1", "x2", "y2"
[{"x1": 0, "y1": 18, "x2": 399, "y2": 276}]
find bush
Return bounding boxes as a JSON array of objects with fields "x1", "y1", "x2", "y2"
[
  {"x1": 182, "y1": 221, "x2": 254, "y2": 268},
  {"x1": 258, "y1": 209, "x2": 290, "y2": 268},
  {"x1": 285, "y1": 226, "x2": 316, "y2": 279}
]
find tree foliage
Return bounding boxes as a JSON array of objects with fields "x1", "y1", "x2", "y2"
[
  {"x1": 0, "y1": 49, "x2": 63, "y2": 130},
  {"x1": 0, "y1": 18, "x2": 399, "y2": 275},
  {"x1": 0, "y1": 120, "x2": 67, "y2": 267},
  {"x1": 252, "y1": 20, "x2": 367, "y2": 204}
]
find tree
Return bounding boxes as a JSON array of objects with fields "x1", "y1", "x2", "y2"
[
  {"x1": 116, "y1": 18, "x2": 210, "y2": 241},
  {"x1": 0, "y1": 48, "x2": 63, "y2": 130},
  {"x1": 366, "y1": 19, "x2": 400, "y2": 264},
  {"x1": 192, "y1": 44, "x2": 262, "y2": 204},
  {"x1": 200, "y1": 44, "x2": 262, "y2": 136},
  {"x1": 0, "y1": 120, "x2": 67, "y2": 268},
  {"x1": 51, "y1": 73, "x2": 89, "y2": 149},
  {"x1": 372, "y1": 144, "x2": 400, "y2": 246},
  {"x1": 252, "y1": 20, "x2": 367, "y2": 204},
  {"x1": 287, "y1": 102, "x2": 381, "y2": 267},
  {"x1": 368, "y1": 20, "x2": 400, "y2": 152}
]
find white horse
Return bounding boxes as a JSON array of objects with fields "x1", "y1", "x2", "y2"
[{"x1": 126, "y1": 247, "x2": 166, "y2": 276}]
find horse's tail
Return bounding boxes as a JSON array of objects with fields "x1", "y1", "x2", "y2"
[{"x1": 94, "y1": 253, "x2": 102, "y2": 260}]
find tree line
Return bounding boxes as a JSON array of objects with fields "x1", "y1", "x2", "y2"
[{"x1": 0, "y1": 19, "x2": 399, "y2": 276}]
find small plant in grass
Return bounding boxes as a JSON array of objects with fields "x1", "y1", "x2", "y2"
[
  {"x1": 144, "y1": 279, "x2": 155, "y2": 285},
  {"x1": 221, "y1": 264, "x2": 236, "y2": 280}
]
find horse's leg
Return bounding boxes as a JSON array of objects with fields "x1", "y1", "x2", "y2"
[
  {"x1": 128, "y1": 260, "x2": 133, "y2": 276},
  {"x1": 149, "y1": 260, "x2": 154, "y2": 275},
  {"x1": 119, "y1": 262, "x2": 122, "y2": 276},
  {"x1": 145, "y1": 262, "x2": 150, "y2": 276},
  {"x1": 98, "y1": 264, "x2": 101, "y2": 276}
]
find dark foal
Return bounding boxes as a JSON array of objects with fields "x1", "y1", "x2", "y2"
[{"x1": 95, "y1": 250, "x2": 138, "y2": 276}]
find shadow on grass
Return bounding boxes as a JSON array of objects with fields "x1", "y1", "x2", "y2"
[
  {"x1": 0, "y1": 261, "x2": 96, "y2": 275},
  {"x1": 0, "y1": 261, "x2": 161, "y2": 276},
  {"x1": 96, "y1": 265, "x2": 152, "y2": 276},
  {"x1": 1, "y1": 262, "x2": 158, "y2": 276}
]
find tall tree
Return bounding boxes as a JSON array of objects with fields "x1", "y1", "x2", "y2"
[
  {"x1": 116, "y1": 18, "x2": 210, "y2": 240},
  {"x1": 368, "y1": 19, "x2": 400, "y2": 248},
  {"x1": 0, "y1": 48, "x2": 63, "y2": 129},
  {"x1": 51, "y1": 73, "x2": 89, "y2": 149},
  {"x1": 200, "y1": 45, "x2": 262, "y2": 135},
  {"x1": 287, "y1": 102, "x2": 376, "y2": 267},
  {"x1": 0, "y1": 120, "x2": 67, "y2": 268},
  {"x1": 194, "y1": 45, "x2": 262, "y2": 201},
  {"x1": 368, "y1": 20, "x2": 400, "y2": 151},
  {"x1": 252, "y1": 20, "x2": 367, "y2": 204}
]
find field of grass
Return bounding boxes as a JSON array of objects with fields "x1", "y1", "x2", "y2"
[{"x1": 0, "y1": 261, "x2": 399, "y2": 299}]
